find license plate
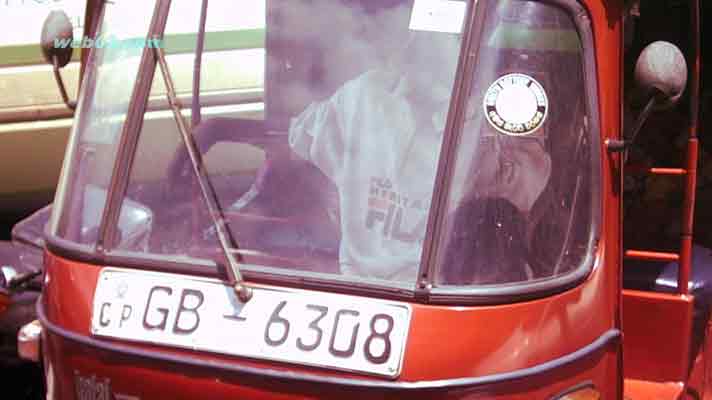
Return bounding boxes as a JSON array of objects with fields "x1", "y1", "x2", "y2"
[{"x1": 91, "y1": 268, "x2": 411, "y2": 378}]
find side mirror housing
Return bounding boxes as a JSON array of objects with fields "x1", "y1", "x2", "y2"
[
  {"x1": 634, "y1": 41, "x2": 688, "y2": 108},
  {"x1": 40, "y1": 10, "x2": 77, "y2": 110},
  {"x1": 607, "y1": 41, "x2": 689, "y2": 154},
  {"x1": 40, "y1": 10, "x2": 74, "y2": 69}
]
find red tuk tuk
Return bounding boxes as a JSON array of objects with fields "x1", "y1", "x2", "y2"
[{"x1": 13, "y1": 0, "x2": 706, "y2": 398}]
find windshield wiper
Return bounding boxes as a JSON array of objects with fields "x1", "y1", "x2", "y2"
[{"x1": 153, "y1": 43, "x2": 253, "y2": 303}]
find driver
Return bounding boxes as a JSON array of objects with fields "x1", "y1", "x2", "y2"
[{"x1": 288, "y1": 31, "x2": 552, "y2": 282}]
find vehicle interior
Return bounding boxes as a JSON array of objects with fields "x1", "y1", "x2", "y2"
[
  {"x1": 43, "y1": 0, "x2": 597, "y2": 287},
  {"x1": 147, "y1": 0, "x2": 594, "y2": 286}
]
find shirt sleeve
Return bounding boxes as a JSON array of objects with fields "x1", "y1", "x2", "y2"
[{"x1": 288, "y1": 79, "x2": 362, "y2": 186}]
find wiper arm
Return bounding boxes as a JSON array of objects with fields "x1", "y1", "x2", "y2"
[{"x1": 153, "y1": 44, "x2": 253, "y2": 303}]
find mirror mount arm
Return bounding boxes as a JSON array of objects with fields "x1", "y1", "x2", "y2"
[
  {"x1": 41, "y1": 9, "x2": 76, "y2": 110},
  {"x1": 51, "y1": 56, "x2": 77, "y2": 111},
  {"x1": 606, "y1": 92, "x2": 659, "y2": 157},
  {"x1": 609, "y1": 41, "x2": 687, "y2": 157}
]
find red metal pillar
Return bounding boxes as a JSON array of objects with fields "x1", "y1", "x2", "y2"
[{"x1": 678, "y1": 0, "x2": 701, "y2": 295}]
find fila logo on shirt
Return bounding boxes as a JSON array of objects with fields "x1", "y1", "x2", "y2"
[{"x1": 365, "y1": 177, "x2": 427, "y2": 244}]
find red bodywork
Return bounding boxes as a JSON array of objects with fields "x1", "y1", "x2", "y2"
[
  {"x1": 0, "y1": 292, "x2": 8, "y2": 314},
  {"x1": 41, "y1": 251, "x2": 619, "y2": 399},
  {"x1": 36, "y1": 0, "x2": 705, "y2": 398},
  {"x1": 40, "y1": 0, "x2": 624, "y2": 398}
]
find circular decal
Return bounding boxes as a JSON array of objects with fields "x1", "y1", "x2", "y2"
[{"x1": 483, "y1": 73, "x2": 548, "y2": 136}]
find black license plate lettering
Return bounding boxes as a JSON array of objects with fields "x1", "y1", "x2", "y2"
[
  {"x1": 141, "y1": 286, "x2": 204, "y2": 335},
  {"x1": 172, "y1": 288, "x2": 205, "y2": 335},
  {"x1": 264, "y1": 300, "x2": 290, "y2": 346},
  {"x1": 329, "y1": 309, "x2": 360, "y2": 358},
  {"x1": 296, "y1": 304, "x2": 328, "y2": 351},
  {"x1": 363, "y1": 313, "x2": 394, "y2": 364}
]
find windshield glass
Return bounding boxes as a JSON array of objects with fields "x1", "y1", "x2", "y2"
[
  {"x1": 53, "y1": 0, "x2": 597, "y2": 292},
  {"x1": 435, "y1": 0, "x2": 597, "y2": 286},
  {"x1": 50, "y1": 0, "x2": 157, "y2": 243}
]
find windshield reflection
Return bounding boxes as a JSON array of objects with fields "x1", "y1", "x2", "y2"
[{"x1": 54, "y1": 0, "x2": 596, "y2": 295}]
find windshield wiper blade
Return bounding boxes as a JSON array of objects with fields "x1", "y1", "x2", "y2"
[{"x1": 153, "y1": 43, "x2": 253, "y2": 303}]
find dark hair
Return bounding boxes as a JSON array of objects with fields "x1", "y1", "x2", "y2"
[{"x1": 439, "y1": 197, "x2": 529, "y2": 285}]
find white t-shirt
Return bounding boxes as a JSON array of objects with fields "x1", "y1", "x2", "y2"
[{"x1": 289, "y1": 69, "x2": 449, "y2": 281}]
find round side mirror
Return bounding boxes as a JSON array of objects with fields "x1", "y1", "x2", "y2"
[
  {"x1": 634, "y1": 41, "x2": 688, "y2": 108},
  {"x1": 40, "y1": 10, "x2": 74, "y2": 68}
]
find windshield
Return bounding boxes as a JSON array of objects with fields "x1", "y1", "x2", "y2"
[
  {"x1": 51, "y1": 0, "x2": 598, "y2": 294},
  {"x1": 434, "y1": 0, "x2": 598, "y2": 287}
]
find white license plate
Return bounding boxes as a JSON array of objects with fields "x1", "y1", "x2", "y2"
[{"x1": 91, "y1": 268, "x2": 411, "y2": 378}]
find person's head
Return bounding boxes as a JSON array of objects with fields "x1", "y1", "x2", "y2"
[
  {"x1": 470, "y1": 135, "x2": 552, "y2": 215},
  {"x1": 398, "y1": 30, "x2": 462, "y2": 102}
]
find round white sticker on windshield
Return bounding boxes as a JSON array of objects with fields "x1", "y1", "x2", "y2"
[{"x1": 483, "y1": 73, "x2": 548, "y2": 136}]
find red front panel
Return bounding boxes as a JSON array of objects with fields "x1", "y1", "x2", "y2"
[
  {"x1": 43, "y1": 329, "x2": 618, "y2": 400},
  {"x1": 0, "y1": 292, "x2": 9, "y2": 313},
  {"x1": 39, "y1": 0, "x2": 626, "y2": 397},
  {"x1": 41, "y1": 246, "x2": 618, "y2": 399}
]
